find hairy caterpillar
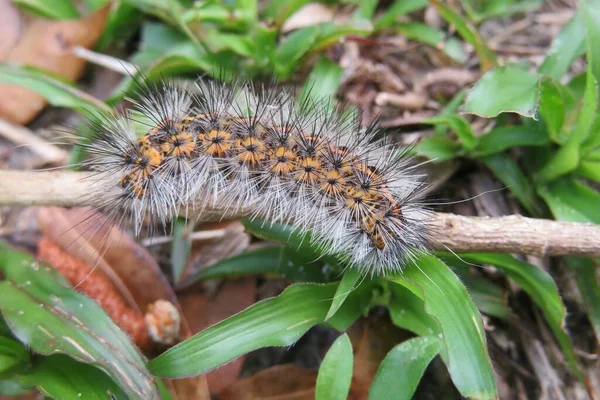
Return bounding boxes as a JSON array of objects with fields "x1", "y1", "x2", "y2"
[{"x1": 79, "y1": 78, "x2": 430, "y2": 275}]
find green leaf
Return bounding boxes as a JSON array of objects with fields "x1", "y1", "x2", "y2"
[
  {"x1": 538, "y1": 177, "x2": 600, "y2": 224},
  {"x1": 0, "y1": 337, "x2": 29, "y2": 374},
  {"x1": 577, "y1": 160, "x2": 600, "y2": 182},
  {"x1": 0, "y1": 242, "x2": 159, "y2": 399},
  {"x1": 315, "y1": 334, "x2": 353, "y2": 400},
  {"x1": 449, "y1": 253, "x2": 583, "y2": 381},
  {"x1": 417, "y1": 137, "x2": 461, "y2": 161},
  {"x1": 460, "y1": 0, "x2": 542, "y2": 22},
  {"x1": 326, "y1": 270, "x2": 362, "y2": 320},
  {"x1": 431, "y1": 1, "x2": 496, "y2": 71},
  {"x1": 480, "y1": 152, "x2": 540, "y2": 215},
  {"x1": 463, "y1": 67, "x2": 539, "y2": 118},
  {"x1": 375, "y1": 0, "x2": 428, "y2": 29},
  {"x1": 275, "y1": 26, "x2": 321, "y2": 78},
  {"x1": 299, "y1": 56, "x2": 343, "y2": 111},
  {"x1": 538, "y1": 77, "x2": 566, "y2": 141},
  {"x1": 149, "y1": 283, "x2": 364, "y2": 378},
  {"x1": 388, "y1": 283, "x2": 441, "y2": 338},
  {"x1": 21, "y1": 354, "x2": 127, "y2": 400},
  {"x1": 566, "y1": 257, "x2": 600, "y2": 343},
  {"x1": 264, "y1": 0, "x2": 313, "y2": 25},
  {"x1": 369, "y1": 336, "x2": 442, "y2": 400},
  {"x1": 13, "y1": 0, "x2": 80, "y2": 19},
  {"x1": 392, "y1": 255, "x2": 497, "y2": 399},
  {"x1": 535, "y1": 140, "x2": 580, "y2": 183},
  {"x1": 179, "y1": 246, "x2": 329, "y2": 285},
  {"x1": 395, "y1": 23, "x2": 466, "y2": 63},
  {"x1": 539, "y1": 10, "x2": 586, "y2": 80},
  {"x1": 474, "y1": 125, "x2": 549, "y2": 157},
  {"x1": 452, "y1": 267, "x2": 509, "y2": 319},
  {"x1": 0, "y1": 64, "x2": 110, "y2": 116},
  {"x1": 424, "y1": 115, "x2": 476, "y2": 151}
]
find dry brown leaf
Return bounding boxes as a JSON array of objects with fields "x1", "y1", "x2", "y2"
[
  {"x1": 179, "y1": 278, "x2": 257, "y2": 394},
  {"x1": 281, "y1": 3, "x2": 334, "y2": 33},
  {"x1": 349, "y1": 313, "x2": 411, "y2": 398},
  {"x1": 0, "y1": 6, "x2": 110, "y2": 124},
  {"x1": 36, "y1": 206, "x2": 210, "y2": 400},
  {"x1": 0, "y1": 0, "x2": 22, "y2": 60},
  {"x1": 217, "y1": 364, "x2": 316, "y2": 400}
]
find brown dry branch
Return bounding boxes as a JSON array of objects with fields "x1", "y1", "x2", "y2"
[{"x1": 2, "y1": 170, "x2": 599, "y2": 258}]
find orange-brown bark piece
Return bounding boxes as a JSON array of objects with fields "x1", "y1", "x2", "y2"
[
  {"x1": 36, "y1": 236, "x2": 152, "y2": 350},
  {"x1": 0, "y1": 6, "x2": 109, "y2": 124}
]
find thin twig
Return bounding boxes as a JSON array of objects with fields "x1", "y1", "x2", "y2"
[
  {"x1": 0, "y1": 118, "x2": 69, "y2": 165},
  {"x1": 1, "y1": 170, "x2": 599, "y2": 258}
]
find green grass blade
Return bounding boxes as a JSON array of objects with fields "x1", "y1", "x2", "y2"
[
  {"x1": 369, "y1": 336, "x2": 442, "y2": 400},
  {"x1": 20, "y1": 354, "x2": 128, "y2": 400},
  {"x1": 0, "y1": 241, "x2": 159, "y2": 399},
  {"x1": 149, "y1": 283, "x2": 364, "y2": 378},
  {"x1": 180, "y1": 246, "x2": 329, "y2": 285},
  {"x1": 0, "y1": 64, "x2": 110, "y2": 116},
  {"x1": 392, "y1": 255, "x2": 497, "y2": 399},
  {"x1": 13, "y1": 0, "x2": 80, "y2": 19},
  {"x1": 450, "y1": 253, "x2": 584, "y2": 381},
  {"x1": 315, "y1": 333, "x2": 353, "y2": 400}
]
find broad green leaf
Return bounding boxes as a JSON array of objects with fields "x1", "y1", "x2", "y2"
[
  {"x1": 538, "y1": 177, "x2": 600, "y2": 224},
  {"x1": 375, "y1": 0, "x2": 428, "y2": 29},
  {"x1": 417, "y1": 137, "x2": 461, "y2": 161},
  {"x1": 150, "y1": 283, "x2": 364, "y2": 378},
  {"x1": 326, "y1": 270, "x2": 363, "y2": 320},
  {"x1": 392, "y1": 255, "x2": 497, "y2": 399},
  {"x1": 369, "y1": 336, "x2": 442, "y2": 400},
  {"x1": 203, "y1": 30, "x2": 255, "y2": 58},
  {"x1": 395, "y1": 23, "x2": 466, "y2": 63},
  {"x1": 300, "y1": 56, "x2": 343, "y2": 111},
  {"x1": 535, "y1": 140, "x2": 580, "y2": 183},
  {"x1": 473, "y1": 125, "x2": 549, "y2": 157},
  {"x1": 423, "y1": 115, "x2": 476, "y2": 151},
  {"x1": 431, "y1": 0, "x2": 496, "y2": 71},
  {"x1": 450, "y1": 253, "x2": 583, "y2": 381},
  {"x1": 452, "y1": 267, "x2": 509, "y2": 319},
  {"x1": 0, "y1": 64, "x2": 110, "y2": 115},
  {"x1": 577, "y1": 160, "x2": 600, "y2": 182},
  {"x1": 433, "y1": 90, "x2": 467, "y2": 137},
  {"x1": 388, "y1": 283, "x2": 441, "y2": 338},
  {"x1": 96, "y1": 2, "x2": 141, "y2": 51},
  {"x1": 481, "y1": 152, "x2": 540, "y2": 215},
  {"x1": 0, "y1": 242, "x2": 159, "y2": 399},
  {"x1": 0, "y1": 337, "x2": 29, "y2": 374},
  {"x1": 21, "y1": 354, "x2": 127, "y2": 400},
  {"x1": 538, "y1": 77, "x2": 566, "y2": 141},
  {"x1": 275, "y1": 26, "x2": 321, "y2": 78},
  {"x1": 182, "y1": 2, "x2": 233, "y2": 25},
  {"x1": 538, "y1": 175, "x2": 600, "y2": 344},
  {"x1": 566, "y1": 257, "x2": 600, "y2": 343},
  {"x1": 13, "y1": 0, "x2": 80, "y2": 19},
  {"x1": 539, "y1": 10, "x2": 586, "y2": 80},
  {"x1": 264, "y1": 0, "x2": 313, "y2": 25},
  {"x1": 179, "y1": 246, "x2": 329, "y2": 286},
  {"x1": 315, "y1": 334, "x2": 353, "y2": 400},
  {"x1": 463, "y1": 67, "x2": 538, "y2": 118}
]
